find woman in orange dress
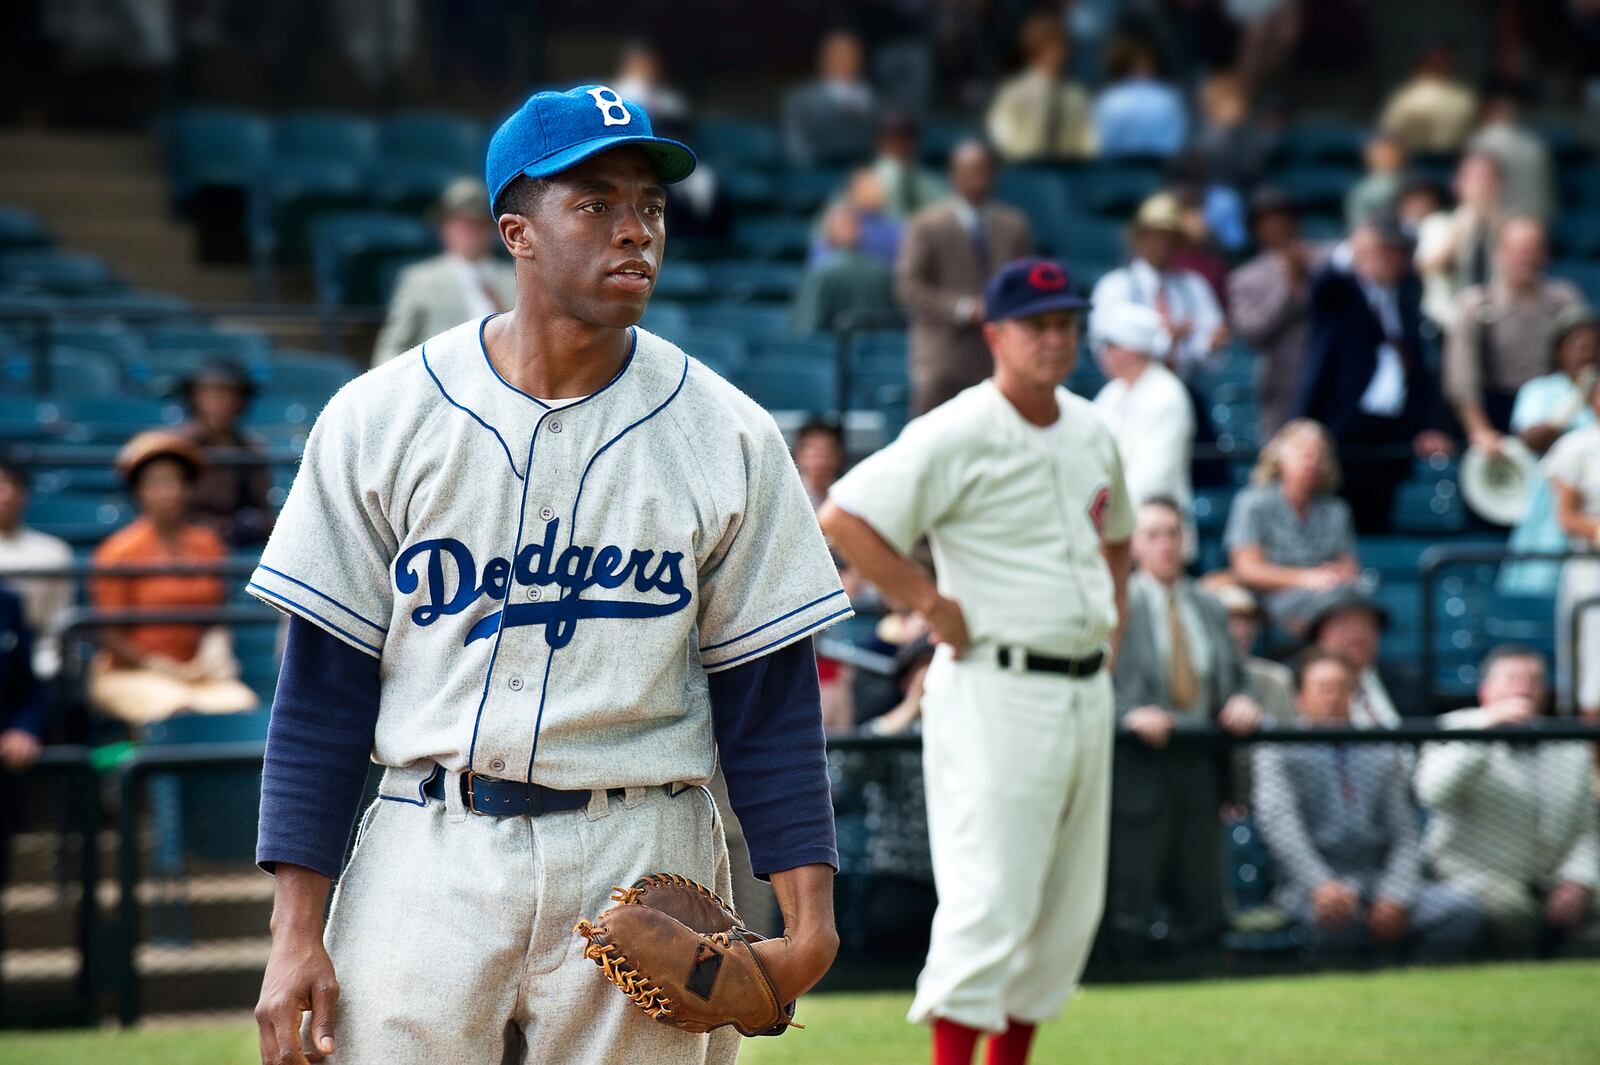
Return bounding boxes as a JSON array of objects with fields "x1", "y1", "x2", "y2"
[{"x1": 87, "y1": 430, "x2": 258, "y2": 725}]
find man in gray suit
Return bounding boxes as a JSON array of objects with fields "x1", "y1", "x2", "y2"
[
  {"x1": 895, "y1": 140, "x2": 1033, "y2": 415},
  {"x1": 1253, "y1": 649, "x2": 1482, "y2": 955},
  {"x1": 1107, "y1": 498, "x2": 1262, "y2": 959},
  {"x1": 371, "y1": 178, "x2": 517, "y2": 366}
]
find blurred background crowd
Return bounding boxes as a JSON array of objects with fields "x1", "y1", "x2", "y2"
[{"x1": 2, "y1": 0, "x2": 1600, "y2": 1025}]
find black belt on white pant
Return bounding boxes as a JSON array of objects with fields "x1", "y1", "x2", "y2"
[{"x1": 994, "y1": 645, "x2": 1105, "y2": 678}]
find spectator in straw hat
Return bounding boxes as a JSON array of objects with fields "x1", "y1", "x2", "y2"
[
  {"x1": 87, "y1": 431, "x2": 258, "y2": 726},
  {"x1": 372, "y1": 177, "x2": 516, "y2": 366},
  {"x1": 1091, "y1": 192, "x2": 1227, "y2": 375}
]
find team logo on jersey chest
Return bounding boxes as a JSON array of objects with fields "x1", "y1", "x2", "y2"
[{"x1": 392, "y1": 518, "x2": 690, "y2": 650}]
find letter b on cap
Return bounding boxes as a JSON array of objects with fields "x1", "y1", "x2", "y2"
[{"x1": 586, "y1": 86, "x2": 632, "y2": 127}]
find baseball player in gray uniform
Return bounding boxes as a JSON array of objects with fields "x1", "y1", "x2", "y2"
[
  {"x1": 821, "y1": 258, "x2": 1132, "y2": 1065},
  {"x1": 249, "y1": 85, "x2": 851, "y2": 1065}
]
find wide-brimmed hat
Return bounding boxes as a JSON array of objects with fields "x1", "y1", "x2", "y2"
[
  {"x1": 114, "y1": 429, "x2": 206, "y2": 486},
  {"x1": 1131, "y1": 192, "x2": 1185, "y2": 234},
  {"x1": 1303, "y1": 589, "x2": 1390, "y2": 644},
  {"x1": 431, "y1": 177, "x2": 493, "y2": 222}
]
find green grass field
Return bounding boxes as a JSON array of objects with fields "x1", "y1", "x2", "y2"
[{"x1": 4, "y1": 961, "x2": 1597, "y2": 1065}]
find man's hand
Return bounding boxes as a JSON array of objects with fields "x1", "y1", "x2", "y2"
[
  {"x1": 258, "y1": 865, "x2": 337, "y2": 1065},
  {"x1": 0, "y1": 728, "x2": 41, "y2": 773},
  {"x1": 919, "y1": 593, "x2": 971, "y2": 658},
  {"x1": 1367, "y1": 898, "x2": 1410, "y2": 944},
  {"x1": 1217, "y1": 695, "x2": 1263, "y2": 737},
  {"x1": 1544, "y1": 881, "x2": 1592, "y2": 930},
  {"x1": 1413, "y1": 430, "x2": 1456, "y2": 459},
  {"x1": 1299, "y1": 565, "x2": 1349, "y2": 593},
  {"x1": 1125, "y1": 706, "x2": 1177, "y2": 749},
  {"x1": 761, "y1": 864, "x2": 839, "y2": 1005},
  {"x1": 1481, "y1": 696, "x2": 1539, "y2": 728},
  {"x1": 1310, "y1": 880, "x2": 1359, "y2": 929},
  {"x1": 1469, "y1": 426, "x2": 1506, "y2": 458}
]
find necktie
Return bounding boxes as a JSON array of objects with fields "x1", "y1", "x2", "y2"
[
  {"x1": 970, "y1": 210, "x2": 990, "y2": 276},
  {"x1": 1167, "y1": 588, "x2": 1199, "y2": 710},
  {"x1": 1041, "y1": 79, "x2": 1064, "y2": 156}
]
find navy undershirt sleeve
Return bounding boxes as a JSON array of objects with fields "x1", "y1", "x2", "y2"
[
  {"x1": 708, "y1": 637, "x2": 838, "y2": 878},
  {"x1": 256, "y1": 616, "x2": 382, "y2": 879}
]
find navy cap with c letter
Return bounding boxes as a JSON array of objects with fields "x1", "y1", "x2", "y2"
[
  {"x1": 983, "y1": 257, "x2": 1092, "y2": 323},
  {"x1": 485, "y1": 84, "x2": 697, "y2": 214}
]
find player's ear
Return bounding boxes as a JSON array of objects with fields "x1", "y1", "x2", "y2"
[{"x1": 498, "y1": 212, "x2": 536, "y2": 261}]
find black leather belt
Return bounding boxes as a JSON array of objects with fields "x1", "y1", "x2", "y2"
[
  {"x1": 423, "y1": 768, "x2": 620, "y2": 817},
  {"x1": 996, "y1": 646, "x2": 1105, "y2": 678}
]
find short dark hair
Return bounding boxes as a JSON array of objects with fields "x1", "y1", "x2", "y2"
[
  {"x1": 1137, "y1": 495, "x2": 1184, "y2": 520},
  {"x1": 493, "y1": 174, "x2": 553, "y2": 220},
  {"x1": 796, "y1": 418, "x2": 844, "y2": 448},
  {"x1": 0, "y1": 457, "x2": 28, "y2": 492},
  {"x1": 1479, "y1": 643, "x2": 1545, "y2": 676},
  {"x1": 1293, "y1": 647, "x2": 1353, "y2": 693}
]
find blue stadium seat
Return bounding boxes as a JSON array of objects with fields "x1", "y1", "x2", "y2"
[
  {"x1": 675, "y1": 329, "x2": 747, "y2": 376},
  {"x1": 638, "y1": 300, "x2": 691, "y2": 343},
  {"x1": 68, "y1": 289, "x2": 191, "y2": 319},
  {"x1": 255, "y1": 350, "x2": 359, "y2": 401},
  {"x1": 379, "y1": 111, "x2": 483, "y2": 168},
  {"x1": 251, "y1": 158, "x2": 367, "y2": 264},
  {"x1": 309, "y1": 211, "x2": 438, "y2": 306},
  {"x1": 717, "y1": 167, "x2": 777, "y2": 210},
  {"x1": 733, "y1": 364, "x2": 835, "y2": 412},
  {"x1": 1278, "y1": 121, "x2": 1365, "y2": 166},
  {"x1": 45, "y1": 320, "x2": 142, "y2": 359},
  {"x1": 875, "y1": 382, "x2": 910, "y2": 440},
  {"x1": 775, "y1": 168, "x2": 847, "y2": 213},
  {"x1": 3, "y1": 347, "x2": 124, "y2": 397},
  {"x1": 705, "y1": 260, "x2": 804, "y2": 302},
  {"x1": 731, "y1": 216, "x2": 814, "y2": 261},
  {"x1": 1552, "y1": 211, "x2": 1600, "y2": 258},
  {"x1": 849, "y1": 366, "x2": 905, "y2": 410},
  {"x1": 164, "y1": 108, "x2": 273, "y2": 204},
  {"x1": 1275, "y1": 166, "x2": 1364, "y2": 214},
  {"x1": 693, "y1": 117, "x2": 782, "y2": 170},
  {"x1": 274, "y1": 112, "x2": 378, "y2": 166},
  {"x1": 24, "y1": 495, "x2": 133, "y2": 531},
  {"x1": 0, "y1": 251, "x2": 118, "y2": 295},
  {"x1": 694, "y1": 302, "x2": 794, "y2": 343},
  {"x1": 0, "y1": 206, "x2": 50, "y2": 250},
  {"x1": 994, "y1": 169, "x2": 1072, "y2": 244},
  {"x1": 1080, "y1": 163, "x2": 1162, "y2": 217},
  {"x1": 1391, "y1": 477, "x2": 1466, "y2": 535},
  {"x1": 0, "y1": 396, "x2": 67, "y2": 442},
  {"x1": 244, "y1": 395, "x2": 320, "y2": 428},
  {"x1": 370, "y1": 158, "x2": 469, "y2": 214},
  {"x1": 749, "y1": 337, "x2": 835, "y2": 370},
  {"x1": 64, "y1": 395, "x2": 184, "y2": 437},
  {"x1": 144, "y1": 324, "x2": 272, "y2": 360},
  {"x1": 1551, "y1": 259, "x2": 1600, "y2": 301},
  {"x1": 652, "y1": 261, "x2": 711, "y2": 301},
  {"x1": 1558, "y1": 161, "x2": 1600, "y2": 211},
  {"x1": 127, "y1": 348, "x2": 209, "y2": 393},
  {"x1": 852, "y1": 329, "x2": 908, "y2": 367},
  {"x1": 1053, "y1": 217, "x2": 1125, "y2": 267}
]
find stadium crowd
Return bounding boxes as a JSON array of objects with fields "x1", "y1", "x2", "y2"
[{"x1": 3, "y1": 4, "x2": 1600, "y2": 1019}]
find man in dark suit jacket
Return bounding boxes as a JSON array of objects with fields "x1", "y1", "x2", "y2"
[
  {"x1": 1297, "y1": 217, "x2": 1454, "y2": 532},
  {"x1": 895, "y1": 139, "x2": 1033, "y2": 414},
  {"x1": 1106, "y1": 498, "x2": 1263, "y2": 959}
]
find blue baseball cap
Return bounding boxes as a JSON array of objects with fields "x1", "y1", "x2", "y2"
[
  {"x1": 983, "y1": 257, "x2": 1091, "y2": 323},
  {"x1": 485, "y1": 84, "x2": 697, "y2": 212}
]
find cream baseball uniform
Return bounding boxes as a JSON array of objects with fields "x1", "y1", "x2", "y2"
[
  {"x1": 828, "y1": 379, "x2": 1132, "y2": 1032},
  {"x1": 247, "y1": 315, "x2": 850, "y2": 1064}
]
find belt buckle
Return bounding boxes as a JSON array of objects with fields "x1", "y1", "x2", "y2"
[
  {"x1": 1003, "y1": 645, "x2": 1026, "y2": 674},
  {"x1": 463, "y1": 770, "x2": 483, "y2": 814}
]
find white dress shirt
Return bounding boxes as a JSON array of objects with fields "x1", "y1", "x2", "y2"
[{"x1": 1091, "y1": 260, "x2": 1223, "y2": 373}]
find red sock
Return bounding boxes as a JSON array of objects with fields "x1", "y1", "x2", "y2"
[
  {"x1": 983, "y1": 1019, "x2": 1037, "y2": 1065},
  {"x1": 933, "y1": 1018, "x2": 983, "y2": 1065}
]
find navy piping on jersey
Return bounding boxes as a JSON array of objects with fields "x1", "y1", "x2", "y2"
[
  {"x1": 422, "y1": 340, "x2": 524, "y2": 480},
  {"x1": 698, "y1": 588, "x2": 848, "y2": 654},
  {"x1": 377, "y1": 762, "x2": 440, "y2": 806},
  {"x1": 256, "y1": 564, "x2": 387, "y2": 634},
  {"x1": 524, "y1": 351, "x2": 690, "y2": 783},
  {"x1": 246, "y1": 582, "x2": 383, "y2": 656},
  {"x1": 463, "y1": 327, "x2": 639, "y2": 774},
  {"x1": 478, "y1": 312, "x2": 551, "y2": 408},
  {"x1": 707, "y1": 607, "x2": 854, "y2": 671}
]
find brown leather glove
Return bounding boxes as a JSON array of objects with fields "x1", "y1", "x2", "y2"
[{"x1": 574, "y1": 874, "x2": 800, "y2": 1037}]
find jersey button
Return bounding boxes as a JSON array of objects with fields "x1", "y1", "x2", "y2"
[
  {"x1": 488, "y1": 758, "x2": 505, "y2": 773},
  {"x1": 526, "y1": 586, "x2": 542, "y2": 601},
  {"x1": 548, "y1": 419, "x2": 563, "y2": 434},
  {"x1": 538, "y1": 505, "x2": 554, "y2": 521},
  {"x1": 508, "y1": 676, "x2": 524, "y2": 691}
]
